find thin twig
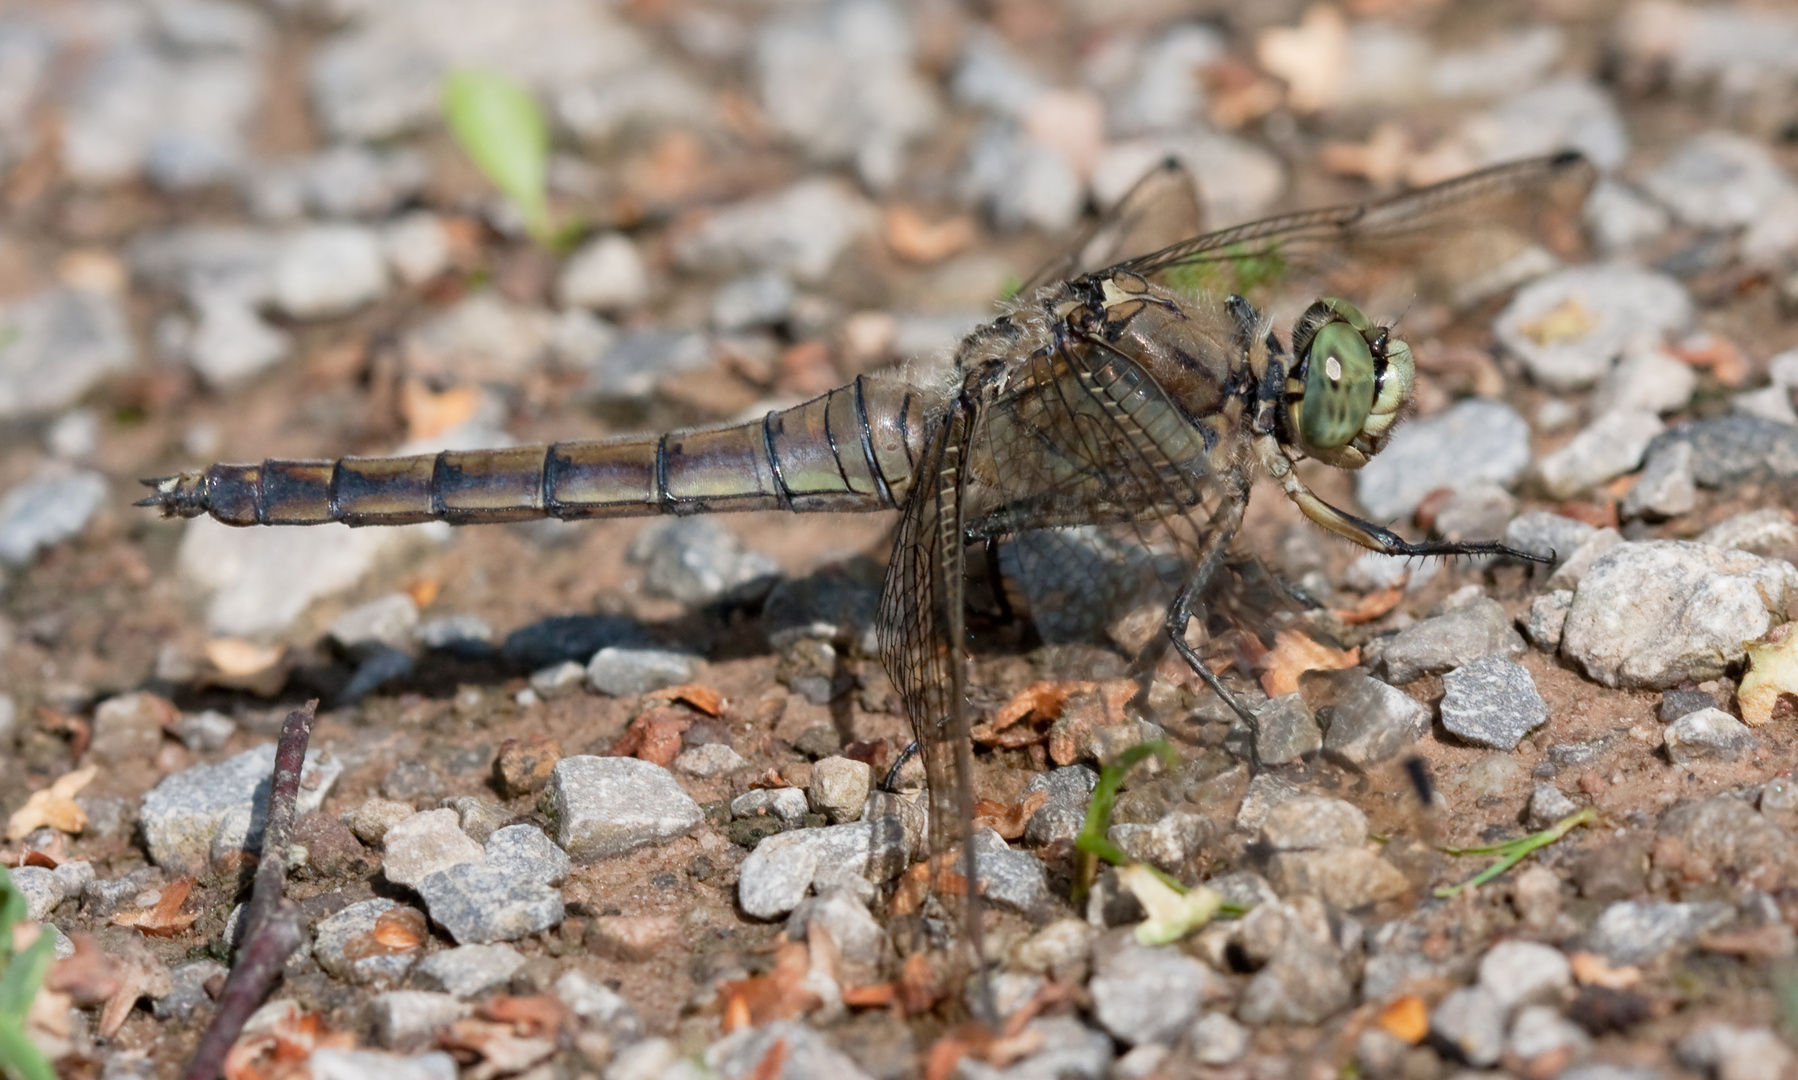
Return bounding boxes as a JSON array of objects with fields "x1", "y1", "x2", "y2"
[{"x1": 182, "y1": 700, "x2": 318, "y2": 1080}]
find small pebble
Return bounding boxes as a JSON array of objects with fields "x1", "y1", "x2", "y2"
[
  {"x1": 586, "y1": 646, "x2": 697, "y2": 697},
  {"x1": 313, "y1": 899, "x2": 424, "y2": 986},
  {"x1": 415, "y1": 943, "x2": 526, "y2": 999},
  {"x1": 807, "y1": 756, "x2": 872, "y2": 823},
  {"x1": 1088, "y1": 941, "x2": 1230, "y2": 1046},
  {"x1": 482, "y1": 824, "x2": 570, "y2": 887},
  {"x1": 1431, "y1": 985, "x2": 1505, "y2": 1067},
  {"x1": 547, "y1": 756, "x2": 705, "y2": 859},
  {"x1": 1478, "y1": 940, "x2": 1572, "y2": 1012},
  {"x1": 1440, "y1": 656, "x2": 1550, "y2": 751},
  {"x1": 673, "y1": 742, "x2": 748, "y2": 777},
  {"x1": 382, "y1": 809, "x2": 483, "y2": 890},
  {"x1": 416, "y1": 863, "x2": 564, "y2": 945},
  {"x1": 1664, "y1": 707, "x2": 1760, "y2": 764}
]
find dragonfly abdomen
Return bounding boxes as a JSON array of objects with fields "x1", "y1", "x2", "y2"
[{"x1": 140, "y1": 375, "x2": 930, "y2": 526}]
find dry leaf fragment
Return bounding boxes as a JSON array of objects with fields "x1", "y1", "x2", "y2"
[
  {"x1": 1256, "y1": 4, "x2": 1349, "y2": 112},
  {"x1": 7, "y1": 764, "x2": 96, "y2": 840},
  {"x1": 1739, "y1": 622, "x2": 1798, "y2": 725},
  {"x1": 745, "y1": 1037, "x2": 790, "y2": 1080},
  {"x1": 974, "y1": 680, "x2": 1101, "y2": 748},
  {"x1": 606, "y1": 707, "x2": 692, "y2": 767},
  {"x1": 204, "y1": 638, "x2": 285, "y2": 678},
  {"x1": 443, "y1": 1017, "x2": 558, "y2": 1080},
  {"x1": 884, "y1": 206, "x2": 976, "y2": 263},
  {"x1": 1334, "y1": 583, "x2": 1405, "y2": 625},
  {"x1": 719, "y1": 939, "x2": 822, "y2": 1032},
  {"x1": 401, "y1": 378, "x2": 480, "y2": 440},
  {"x1": 1675, "y1": 332, "x2": 1750, "y2": 387},
  {"x1": 45, "y1": 933, "x2": 124, "y2": 1006},
  {"x1": 1258, "y1": 629, "x2": 1358, "y2": 697},
  {"x1": 223, "y1": 1005, "x2": 352, "y2": 1080},
  {"x1": 344, "y1": 905, "x2": 428, "y2": 961},
  {"x1": 110, "y1": 876, "x2": 199, "y2": 936},
  {"x1": 644, "y1": 683, "x2": 726, "y2": 716},
  {"x1": 1568, "y1": 950, "x2": 1641, "y2": 989},
  {"x1": 1377, "y1": 994, "x2": 1430, "y2": 1044},
  {"x1": 972, "y1": 791, "x2": 1050, "y2": 841}
]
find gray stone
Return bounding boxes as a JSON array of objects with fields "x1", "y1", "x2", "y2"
[
  {"x1": 417, "y1": 862, "x2": 563, "y2": 945},
  {"x1": 1644, "y1": 416, "x2": 1798, "y2": 490},
  {"x1": 1504, "y1": 512, "x2": 1597, "y2": 565},
  {"x1": 1381, "y1": 598, "x2": 1526, "y2": 684},
  {"x1": 306, "y1": 1049, "x2": 457, "y2": 1080},
  {"x1": 10, "y1": 866, "x2": 61, "y2": 920},
  {"x1": 1593, "y1": 342, "x2": 1696, "y2": 417},
  {"x1": 1319, "y1": 672, "x2": 1432, "y2": 767},
  {"x1": 50, "y1": 861, "x2": 92, "y2": 897},
  {"x1": 1237, "y1": 934, "x2": 1353, "y2": 1026},
  {"x1": 483, "y1": 824, "x2": 569, "y2": 886},
  {"x1": 1188, "y1": 1011, "x2": 1249, "y2": 1066},
  {"x1": 673, "y1": 177, "x2": 877, "y2": 282},
  {"x1": 528, "y1": 660, "x2": 588, "y2": 699},
  {"x1": 45, "y1": 409, "x2": 99, "y2": 462},
  {"x1": 1508, "y1": 1003, "x2": 1592, "y2": 1062},
  {"x1": 0, "y1": 470, "x2": 109, "y2": 566},
  {"x1": 1643, "y1": 131, "x2": 1797, "y2": 231},
  {"x1": 787, "y1": 888, "x2": 887, "y2": 981},
  {"x1": 0, "y1": 286, "x2": 134, "y2": 421},
  {"x1": 1661, "y1": 687, "x2": 1719, "y2": 722},
  {"x1": 1355, "y1": 399, "x2": 1532, "y2": 521},
  {"x1": 403, "y1": 294, "x2": 553, "y2": 385},
  {"x1": 1561, "y1": 541, "x2": 1798, "y2": 689},
  {"x1": 314, "y1": 898, "x2": 422, "y2": 986},
  {"x1": 1431, "y1": 482, "x2": 1516, "y2": 544},
  {"x1": 1733, "y1": 383, "x2": 1797, "y2": 426},
  {"x1": 367, "y1": 991, "x2": 468, "y2": 1053},
  {"x1": 630, "y1": 518, "x2": 779, "y2": 606},
  {"x1": 381, "y1": 761, "x2": 444, "y2": 803},
  {"x1": 737, "y1": 818, "x2": 907, "y2": 919},
  {"x1": 1230, "y1": 693, "x2": 1319, "y2": 766},
  {"x1": 1527, "y1": 783, "x2": 1579, "y2": 829},
  {"x1": 383, "y1": 212, "x2": 452, "y2": 286},
  {"x1": 1524, "y1": 590, "x2": 1574, "y2": 651},
  {"x1": 1024, "y1": 766, "x2": 1099, "y2": 845},
  {"x1": 344, "y1": 798, "x2": 414, "y2": 845},
  {"x1": 954, "y1": 1015, "x2": 1113, "y2": 1080},
  {"x1": 1665, "y1": 708, "x2": 1760, "y2": 765},
  {"x1": 1431, "y1": 986, "x2": 1505, "y2": 1067},
  {"x1": 1534, "y1": 410, "x2": 1665, "y2": 500},
  {"x1": 273, "y1": 225, "x2": 388, "y2": 319},
  {"x1": 153, "y1": 960, "x2": 228, "y2": 1021},
  {"x1": 673, "y1": 743, "x2": 748, "y2": 777},
  {"x1": 1440, "y1": 656, "x2": 1549, "y2": 751},
  {"x1": 1267, "y1": 848, "x2": 1410, "y2": 908},
  {"x1": 587, "y1": 328, "x2": 713, "y2": 403},
  {"x1": 585, "y1": 647, "x2": 697, "y2": 697},
  {"x1": 971, "y1": 829, "x2": 1052, "y2": 918},
  {"x1": 1459, "y1": 76, "x2": 1627, "y2": 174},
  {"x1": 1699, "y1": 508, "x2": 1798, "y2": 557},
  {"x1": 1089, "y1": 941, "x2": 1229, "y2": 1046},
  {"x1": 184, "y1": 292, "x2": 290, "y2": 389},
  {"x1": 1584, "y1": 178, "x2": 1671, "y2": 254},
  {"x1": 1583, "y1": 900, "x2": 1733, "y2": 964},
  {"x1": 963, "y1": 123, "x2": 1083, "y2": 234},
  {"x1": 710, "y1": 271, "x2": 794, "y2": 332},
  {"x1": 557, "y1": 233, "x2": 649, "y2": 312},
  {"x1": 731, "y1": 787, "x2": 810, "y2": 826},
  {"x1": 142, "y1": 743, "x2": 341, "y2": 874},
  {"x1": 549, "y1": 756, "x2": 703, "y2": 859},
  {"x1": 91, "y1": 692, "x2": 173, "y2": 766},
  {"x1": 1260, "y1": 796, "x2": 1366, "y2": 851},
  {"x1": 1675, "y1": 1023, "x2": 1795, "y2": 1080},
  {"x1": 411, "y1": 614, "x2": 492, "y2": 657},
  {"x1": 1494, "y1": 266, "x2": 1693, "y2": 391},
  {"x1": 1235, "y1": 772, "x2": 1304, "y2": 833},
  {"x1": 808, "y1": 756, "x2": 871, "y2": 824},
  {"x1": 329, "y1": 593, "x2": 420, "y2": 655},
  {"x1": 554, "y1": 971, "x2": 643, "y2": 1045},
  {"x1": 174, "y1": 710, "x2": 237, "y2": 753},
  {"x1": 1478, "y1": 940, "x2": 1571, "y2": 1011},
  {"x1": 445, "y1": 796, "x2": 512, "y2": 845},
  {"x1": 708, "y1": 1019, "x2": 879, "y2": 1080},
  {"x1": 1109, "y1": 811, "x2": 1209, "y2": 872},
  {"x1": 1763, "y1": 776, "x2": 1798, "y2": 814},
  {"x1": 415, "y1": 943, "x2": 525, "y2": 999}
]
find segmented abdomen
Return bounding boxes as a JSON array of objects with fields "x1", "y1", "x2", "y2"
[{"x1": 143, "y1": 376, "x2": 930, "y2": 526}]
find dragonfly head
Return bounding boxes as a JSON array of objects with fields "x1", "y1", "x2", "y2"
[{"x1": 1286, "y1": 298, "x2": 1413, "y2": 469}]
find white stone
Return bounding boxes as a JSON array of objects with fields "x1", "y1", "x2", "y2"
[
  {"x1": 557, "y1": 233, "x2": 649, "y2": 311},
  {"x1": 273, "y1": 225, "x2": 389, "y2": 319}
]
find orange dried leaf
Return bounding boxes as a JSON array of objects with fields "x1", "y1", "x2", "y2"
[
  {"x1": 972, "y1": 791, "x2": 1050, "y2": 841},
  {"x1": 991, "y1": 681, "x2": 1095, "y2": 732},
  {"x1": 607, "y1": 708, "x2": 692, "y2": 767},
  {"x1": 1258, "y1": 630, "x2": 1358, "y2": 697},
  {"x1": 644, "y1": 683, "x2": 726, "y2": 716},
  {"x1": 719, "y1": 940, "x2": 821, "y2": 1029},
  {"x1": 1334, "y1": 583, "x2": 1404, "y2": 625},
  {"x1": 345, "y1": 907, "x2": 428, "y2": 960},
  {"x1": 925, "y1": 1023, "x2": 993, "y2": 1080},
  {"x1": 223, "y1": 1005, "x2": 351, "y2": 1080},
  {"x1": 1568, "y1": 951, "x2": 1641, "y2": 989},
  {"x1": 204, "y1": 638, "x2": 285, "y2": 678},
  {"x1": 1675, "y1": 333, "x2": 1749, "y2": 387},
  {"x1": 1377, "y1": 994, "x2": 1429, "y2": 1044},
  {"x1": 401, "y1": 379, "x2": 480, "y2": 440},
  {"x1": 480, "y1": 994, "x2": 569, "y2": 1036},
  {"x1": 7, "y1": 764, "x2": 96, "y2": 840},
  {"x1": 111, "y1": 876, "x2": 199, "y2": 936},
  {"x1": 404, "y1": 577, "x2": 442, "y2": 609},
  {"x1": 745, "y1": 1037, "x2": 790, "y2": 1080},
  {"x1": 884, "y1": 205, "x2": 976, "y2": 263}
]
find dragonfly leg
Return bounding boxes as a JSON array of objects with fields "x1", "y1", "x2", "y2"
[{"x1": 881, "y1": 741, "x2": 921, "y2": 793}]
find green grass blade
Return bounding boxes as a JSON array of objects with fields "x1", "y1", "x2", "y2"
[
  {"x1": 1434, "y1": 806, "x2": 1595, "y2": 898},
  {"x1": 442, "y1": 69, "x2": 551, "y2": 244},
  {"x1": 1071, "y1": 740, "x2": 1179, "y2": 904},
  {"x1": 0, "y1": 1018, "x2": 58, "y2": 1080}
]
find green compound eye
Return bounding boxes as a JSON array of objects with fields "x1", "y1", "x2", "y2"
[{"x1": 1299, "y1": 320, "x2": 1377, "y2": 450}]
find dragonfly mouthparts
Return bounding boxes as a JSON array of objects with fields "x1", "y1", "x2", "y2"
[{"x1": 135, "y1": 473, "x2": 210, "y2": 519}]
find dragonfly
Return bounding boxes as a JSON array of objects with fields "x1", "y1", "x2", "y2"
[{"x1": 142, "y1": 150, "x2": 1595, "y2": 962}]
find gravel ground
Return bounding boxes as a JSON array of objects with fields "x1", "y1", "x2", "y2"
[{"x1": 8, "y1": 1, "x2": 1798, "y2": 1078}]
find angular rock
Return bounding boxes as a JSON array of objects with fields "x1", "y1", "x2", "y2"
[
  {"x1": 1237, "y1": 937, "x2": 1353, "y2": 1026},
  {"x1": 1644, "y1": 416, "x2": 1798, "y2": 490},
  {"x1": 548, "y1": 756, "x2": 704, "y2": 859},
  {"x1": 673, "y1": 177, "x2": 877, "y2": 283},
  {"x1": 1189, "y1": 1011, "x2": 1250, "y2": 1066},
  {"x1": 971, "y1": 829, "x2": 1052, "y2": 918},
  {"x1": 1355, "y1": 399, "x2": 1532, "y2": 521},
  {"x1": 1528, "y1": 783, "x2": 1580, "y2": 830},
  {"x1": 1231, "y1": 693, "x2": 1319, "y2": 766},
  {"x1": 1534, "y1": 410, "x2": 1665, "y2": 499},
  {"x1": 417, "y1": 863, "x2": 563, "y2": 945},
  {"x1": 1431, "y1": 986, "x2": 1505, "y2": 1067},
  {"x1": 1592, "y1": 342, "x2": 1697, "y2": 417},
  {"x1": 1260, "y1": 796, "x2": 1367, "y2": 851},
  {"x1": 1024, "y1": 766, "x2": 1099, "y2": 845},
  {"x1": 142, "y1": 744, "x2": 341, "y2": 874},
  {"x1": 1504, "y1": 511, "x2": 1596, "y2": 564},
  {"x1": 1624, "y1": 438, "x2": 1698, "y2": 519},
  {"x1": 1657, "y1": 796, "x2": 1798, "y2": 892},
  {"x1": 1089, "y1": 941, "x2": 1229, "y2": 1046},
  {"x1": 1440, "y1": 656, "x2": 1549, "y2": 751},
  {"x1": 737, "y1": 818, "x2": 907, "y2": 919},
  {"x1": 313, "y1": 899, "x2": 423, "y2": 986},
  {"x1": 367, "y1": 991, "x2": 469, "y2": 1053},
  {"x1": 273, "y1": 225, "x2": 388, "y2": 319},
  {"x1": 414, "y1": 943, "x2": 525, "y2": 999},
  {"x1": 557, "y1": 232, "x2": 648, "y2": 311},
  {"x1": 1545, "y1": 526, "x2": 1622, "y2": 591},
  {"x1": 673, "y1": 743, "x2": 747, "y2": 778},
  {"x1": 1508, "y1": 1003, "x2": 1592, "y2": 1062},
  {"x1": 1583, "y1": 900, "x2": 1733, "y2": 964},
  {"x1": 0, "y1": 470, "x2": 110, "y2": 566},
  {"x1": 90, "y1": 692, "x2": 175, "y2": 766},
  {"x1": 1665, "y1": 708, "x2": 1760, "y2": 764},
  {"x1": 1381, "y1": 598, "x2": 1525, "y2": 685},
  {"x1": 10, "y1": 866, "x2": 61, "y2": 920},
  {"x1": 585, "y1": 646, "x2": 697, "y2": 697},
  {"x1": 329, "y1": 594, "x2": 419, "y2": 653},
  {"x1": 1642, "y1": 131, "x2": 1798, "y2": 231},
  {"x1": 154, "y1": 959, "x2": 229, "y2": 1021},
  {"x1": 1561, "y1": 541, "x2": 1798, "y2": 689},
  {"x1": 554, "y1": 969, "x2": 644, "y2": 1040},
  {"x1": 381, "y1": 809, "x2": 483, "y2": 889},
  {"x1": 1675, "y1": 1023, "x2": 1795, "y2": 1080},
  {"x1": 1524, "y1": 590, "x2": 1575, "y2": 651},
  {"x1": 807, "y1": 756, "x2": 872, "y2": 824},
  {"x1": 1317, "y1": 672, "x2": 1432, "y2": 766},
  {"x1": 483, "y1": 824, "x2": 569, "y2": 887},
  {"x1": 731, "y1": 787, "x2": 810, "y2": 826},
  {"x1": 1267, "y1": 848, "x2": 1410, "y2": 908},
  {"x1": 1478, "y1": 940, "x2": 1572, "y2": 1012},
  {"x1": 1698, "y1": 508, "x2": 1798, "y2": 558}
]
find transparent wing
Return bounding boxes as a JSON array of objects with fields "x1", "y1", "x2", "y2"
[
  {"x1": 1113, "y1": 151, "x2": 1596, "y2": 310},
  {"x1": 1015, "y1": 156, "x2": 1206, "y2": 298}
]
